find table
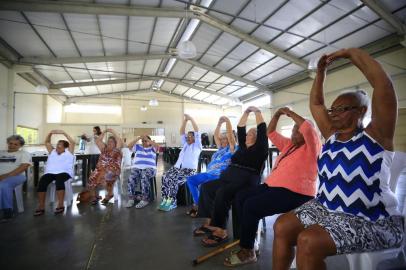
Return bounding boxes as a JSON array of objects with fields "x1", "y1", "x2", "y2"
[{"x1": 32, "y1": 154, "x2": 91, "y2": 187}]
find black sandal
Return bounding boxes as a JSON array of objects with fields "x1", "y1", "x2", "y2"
[
  {"x1": 186, "y1": 208, "x2": 198, "y2": 217},
  {"x1": 91, "y1": 197, "x2": 100, "y2": 205},
  {"x1": 54, "y1": 207, "x2": 65, "y2": 215},
  {"x1": 193, "y1": 226, "x2": 213, "y2": 237},
  {"x1": 33, "y1": 209, "x2": 45, "y2": 217},
  {"x1": 201, "y1": 233, "x2": 229, "y2": 247},
  {"x1": 101, "y1": 195, "x2": 114, "y2": 205}
]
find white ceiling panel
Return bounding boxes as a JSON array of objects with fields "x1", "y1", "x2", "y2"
[
  {"x1": 172, "y1": 85, "x2": 190, "y2": 95},
  {"x1": 97, "y1": 84, "x2": 113, "y2": 93},
  {"x1": 126, "y1": 82, "x2": 140, "y2": 90},
  {"x1": 127, "y1": 60, "x2": 145, "y2": 76},
  {"x1": 81, "y1": 86, "x2": 99, "y2": 95},
  {"x1": 139, "y1": 80, "x2": 153, "y2": 89},
  {"x1": 184, "y1": 66, "x2": 208, "y2": 81},
  {"x1": 99, "y1": 15, "x2": 127, "y2": 56},
  {"x1": 209, "y1": 0, "x2": 249, "y2": 24},
  {"x1": 169, "y1": 61, "x2": 193, "y2": 79},
  {"x1": 128, "y1": 16, "x2": 154, "y2": 54},
  {"x1": 231, "y1": 49, "x2": 274, "y2": 76},
  {"x1": 258, "y1": 63, "x2": 303, "y2": 85},
  {"x1": 238, "y1": 0, "x2": 287, "y2": 23},
  {"x1": 229, "y1": 87, "x2": 256, "y2": 98},
  {"x1": 288, "y1": 39, "x2": 324, "y2": 58},
  {"x1": 231, "y1": 19, "x2": 257, "y2": 33},
  {"x1": 24, "y1": 12, "x2": 79, "y2": 57},
  {"x1": 64, "y1": 14, "x2": 104, "y2": 56},
  {"x1": 143, "y1": 59, "x2": 161, "y2": 75},
  {"x1": 62, "y1": 87, "x2": 83, "y2": 96},
  {"x1": 183, "y1": 88, "x2": 200, "y2": 98},
  {"x1": 194, "y1": 92, "x2": 211, "y2": 100},
  {"x1": 0, "y1": 11, "x2": 52, "y2": 57},
  {"x1": 289, "y1": 4, "x2": 347, "y2": 38},
  {"x1": 216, "y1": 41, "x2": 258, "y2": 71},
  {"x1": 203, "y1": 95, "x2": 218, "y2": 103},
  {"x1": 106, "y1": 61, "x2": 127, "y2": 73},
  {"x1": 64, "y1": 63, "x2": 92, "y2": 81},
  {"x1": 36, "y1": 65, "x2": 72, "y2": 83},
  {"x1": 150, "y1": 17, "x2": 180, "y2": 53},
  {"x1": 264, "y1": 0, "x2": 321, "y2": 30},
  {"x1": 200, "y1": 32, "x2": 241, "y2": 66},
  {"x1": 218, "y1": 85, "x2": 240, "y2": 94},
  {"x1": 161, "y1": 81, "x2": 177, "y2": 92},
  {"x1": 192, "y1": 23, "x2": 222, "y2": 56},
  {"x1": 199, "y1": 71, "x2": 222, "y2": 85},
  {"x1": 251, "y1": 25, "x2": 281, "y2": 43},
  {"x1": 112, "y1": 83, "x2": 127, "y2": 92},
  {"x1": 380, "y1": 0, "x2": 406, "y2": 11},
  {"x1": 246, "y1": 57, "x2": 290, "y2": 81},
  {"x1": 271, "y1": 33, "x2": 304, "y2": 51}
]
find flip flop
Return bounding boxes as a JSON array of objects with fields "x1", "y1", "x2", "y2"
[
  {"x1": 33, "y1": 209, "x2": 45, "y2": 217},
  {"x1": 54, "y1": 207, "x2": 65, "y2": 215},
  {"x1": 201, "y1": 233, "x2": 229, "y2": 247},
  {"x1": 193, "y1": 226, "x2": 213, "y2": 237},
  {"x1": 224, "y1": 252, "x2": 257, "y2": 267}
]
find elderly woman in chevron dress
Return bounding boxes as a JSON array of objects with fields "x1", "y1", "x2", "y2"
[{"x1": 272, "y1": 48, "x2": 404, "y2": 270}]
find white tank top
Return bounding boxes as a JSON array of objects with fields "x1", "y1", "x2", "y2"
[{"x1": 45, "y1": 149, "x2": 74, "y2": 177}]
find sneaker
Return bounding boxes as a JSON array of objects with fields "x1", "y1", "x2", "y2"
[
  {"x1": 158, "y1": 198, "x2": 167, "y2": 211},
  {"x1": 135, "y1": 200, "x2": 149, "y2": 209},
  {"x1": 126, "y1": 199, "x2": 135, "y2": 208},
  {"x1": 162, "y1": 199, "x2": 177, "y2": 212}
]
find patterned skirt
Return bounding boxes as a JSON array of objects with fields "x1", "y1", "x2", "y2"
[{"x1": 294, "y1": 199, "x2": 404, "y2": 254}]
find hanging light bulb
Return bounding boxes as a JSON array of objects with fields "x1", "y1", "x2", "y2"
[
  {"x1": 149, "y1": 99, "x2": 159, "y2": 106},
  {"x1": 177, "y1": 40, "x2": 197, "y2": 59},
  {"x1": 140, "y1": 106, "x2": 147, "y2": 112}
]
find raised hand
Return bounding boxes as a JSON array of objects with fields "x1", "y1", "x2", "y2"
[
  {"x1": 247, "y1": 106, "x2": 260, "y2": 113},
  {"x1": 326, "y1": 49, "x2": 350, "y2": 65},
  {"x1": 317, "y1": 54, "x2": 329, "y2": 74}
]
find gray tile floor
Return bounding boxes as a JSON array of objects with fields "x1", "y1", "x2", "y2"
[{"x1": 0, "y1": 157, "x2": 405, "y2": 270}]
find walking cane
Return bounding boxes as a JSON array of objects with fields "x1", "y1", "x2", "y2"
[{"x1": 192, "y1": 240, "x2": 240, "y2": 266}]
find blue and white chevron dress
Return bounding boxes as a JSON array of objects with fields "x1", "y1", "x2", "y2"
[{"x1": 294, "y1": 130, "x2": 404, "y2": 254}]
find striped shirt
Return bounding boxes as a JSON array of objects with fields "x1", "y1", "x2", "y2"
[{"x1": 132, "y1": 144, "x2": 157, "y2": 170}]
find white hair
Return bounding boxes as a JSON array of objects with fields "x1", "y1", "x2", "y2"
[{"x1": 337, "y1": 89, "x2": 370, "y2": 108}]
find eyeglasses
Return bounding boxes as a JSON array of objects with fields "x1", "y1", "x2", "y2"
[{"x1": 327, "y1": 106, "x2": 359, "y2": 115}]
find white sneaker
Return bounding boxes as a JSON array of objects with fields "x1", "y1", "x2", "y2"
[
  {"x1": 126, "y1": 199, "x2": 135, "y2": 208},
  {"x1": 135, "y1": 200, "x2": 149, "y2": 209},
  {"x1": 158, "y1": 199, "x2": 167, "y2": 210}
]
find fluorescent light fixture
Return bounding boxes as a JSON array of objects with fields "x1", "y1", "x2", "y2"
[
  {"x1": 64, "y1": 104, "x2": 121, "y2": 114},
  {"x1": 163, "y1": 58, "x2": 177, "y2": 75}
]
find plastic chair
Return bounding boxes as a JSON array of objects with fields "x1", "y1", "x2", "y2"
[
  {"x1": 14, "y1": 183, "x2": 24, "y2": 213},
  {"x1": 49, "y1": 157, "x2": 76, "y2": 207}
]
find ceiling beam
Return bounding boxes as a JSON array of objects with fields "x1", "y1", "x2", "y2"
[
  {"x1": 67, "y1": 88, "x2": 214, "y2": 105},
  {"x1": 361, "y1": 0, "x2": 406, "y2": 35},
  {"x1": 19, "y1": 53, "x2": 171, "y2": 65},
  {"x1": 51, "y1": 76, "x2": 235, "y2": 101},
  {"x1": 16, "y1": 53, "x2": 269, "y2": 93},
  {"x1": 240, "y1": 33, "x2": 404, "y2": 102},
  {"x1": 0, "y1": 1, "x2": 307, "y2": 68}
]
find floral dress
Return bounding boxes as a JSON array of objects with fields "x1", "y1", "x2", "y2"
[{"x1": 88, "y1": 147, "x2": 122, "y2": 189}]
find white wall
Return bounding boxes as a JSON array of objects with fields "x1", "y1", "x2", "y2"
[{"x1": 0, "y1": 64, "x2": 9, "y2": 148}]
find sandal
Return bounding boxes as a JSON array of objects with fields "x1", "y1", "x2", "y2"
[
  {"x1": 54, "y1": 207, "x2": 65, "y2": 215},
  {"x1": 230, "y1": 249, "x2": 260, "y2": 257},
  {"x1": 193, "y1": 226, "x2": 214, "y2": 237},
  {"x1": 186, "y1": 208, "x2": 198, "y2": 218},
  {"x1": 201, "y1": 233, "x2": 229, "y2": 247},
  {"x1": 101, "y1": 195, "x2": 114, "y2": 205},
  {"x1": 224, "y1": 252, "x2": 257, "y2": 267},
  {"x1": 91, "y1": 197, "x2": 101, "y2": 205},
  {"x1": 33, "y1": 209, "x2": 45, "y2": 217}
]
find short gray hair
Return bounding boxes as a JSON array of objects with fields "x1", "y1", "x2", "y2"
[
  {"x1": 7, "y1": 135, "x2": 25, "y2": 146},
  {"x1": 337, "y1": 89, "x2": 370, "y2": 108}
]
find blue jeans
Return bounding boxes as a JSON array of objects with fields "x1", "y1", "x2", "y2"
[
  {"x1": 186, "y1": 172, "x2": 219, "y2": 204},
  {"x1": 0, "y1": 175, "x2": 26, "y2": 209}
]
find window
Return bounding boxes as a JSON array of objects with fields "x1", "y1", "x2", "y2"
[{"x1": 16, "y1": 125, "x2": 39, "y2": 145}]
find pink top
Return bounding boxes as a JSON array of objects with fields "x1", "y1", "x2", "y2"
[{"x1": 265, "y1": 121, "x2": 321, "y2": 197}]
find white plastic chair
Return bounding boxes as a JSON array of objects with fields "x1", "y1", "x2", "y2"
[
  {"x1": 48, "y1": 156, "x2": 76, "y2": 207},
  {"x1": 14, "y1": 183, "x2": 24, "y2": 213}
]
